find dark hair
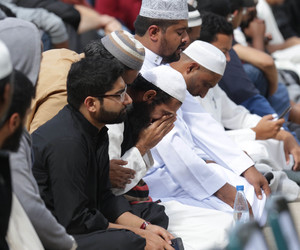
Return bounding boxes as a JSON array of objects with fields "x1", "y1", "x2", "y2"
[
  {"x1": 197, "y1": 0, "x2": 231, "y2": 17},
  {"x1": 229, "y1": 0, "x2": 244, "y2": 13},
  {"x1": 0, "y1": 74, "x2": 12, "y2": 105},
  {"x1": 84, "y1": 40, "x2": 114, "y2": 59},
  {"x1": 4, "y1": 70, "x2": 35, "y2": 122},
  {"x1": 199, "y1": 12, "x2": 233, "y2": 43},
  {"x1": 134, "y1": 15, "x2": 179, "y2": 36},
  {"x1": 84, "y1": 39, "x2": 129, "y2": 70},
  {"x1": 129, "y1": 74, "x2": 173, "y2": 106},
  {"x1": 67, "y1": 56, "x2": 125, "y2": 109}
]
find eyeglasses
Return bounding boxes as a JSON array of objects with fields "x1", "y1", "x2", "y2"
[{"x1": 95, "y1": 85, "x2": 127, "y2": 103}]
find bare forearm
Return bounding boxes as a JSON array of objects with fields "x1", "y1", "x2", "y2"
[
  {"x1": 214, "y1": 182, "x2": 236, "y2": 208},
  {"x1": 115, "y1": 211, "x2": 145, "y2": 228}
]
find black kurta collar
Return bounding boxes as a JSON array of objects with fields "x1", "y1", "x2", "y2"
[{"x1": 66, "y1": 104, "x2": 108, "y2": 141}]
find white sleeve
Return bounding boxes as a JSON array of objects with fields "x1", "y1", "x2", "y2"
[
  {"x1": 107, "y1": 123, "x2": 150, "y2": 195},
  {"x1": 153, "y1": 123, "x2": 227, "y2": 200},
  {"x1": 181, "y1": 92, "x2": 254, "y2": 175},
  {"x1": 216, "y1": 85, "x2": 262, "y2": 130}
]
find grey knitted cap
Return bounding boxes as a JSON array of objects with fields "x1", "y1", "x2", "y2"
[
  {"x1": 139, "y1": 0, "x2": 188, "y2": 20},
  {"x1": 101, "y1": 30, "x2": 145, "y2": 71}
]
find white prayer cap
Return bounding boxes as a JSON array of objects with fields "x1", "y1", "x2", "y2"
[
  {"x1": 139, "y1": 0, "x2": 188, "y2": 20},
  {"x1": 142, "y1": 65, "x2": 186, "y2": 103},
  {"x1": 183, "y1": 41, "x2": 226, "y2": 75},
  {"x1": 0, "y1": 40, "x2": 12, "y2": 80}
]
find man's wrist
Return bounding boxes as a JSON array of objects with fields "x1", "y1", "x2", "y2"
[{"x1": 140, "y1": 221, "x2": 151, "y2": 230}]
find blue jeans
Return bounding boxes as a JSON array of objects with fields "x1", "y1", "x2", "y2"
[{"x1": 243, "y1": 64, "x2": 290, "y2": 120}]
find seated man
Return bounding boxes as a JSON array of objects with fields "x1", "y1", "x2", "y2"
[
  {"x1": 145, "y1": 41, "x2": 270, "y2": 221},
  {"x1": 199, "y1": 12, "x2": 300, "y2": 172},
  {"x1": 31, "y1": 56, "x2": 174, "y2": 250},
  {"x1": 111, "y1": 65, "x2": 184, "y2": 200},
  {"x1": 197, "y1": 12, "x2": 300, "y2": 200}
]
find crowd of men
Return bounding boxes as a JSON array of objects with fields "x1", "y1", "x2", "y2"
[{"x1": 1, "y1": 0, "x2": 300, "y2": 249}]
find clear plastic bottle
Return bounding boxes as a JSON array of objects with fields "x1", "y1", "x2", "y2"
[{"x1": 233, "y1": 185, "x2": 250, "y2": 223}]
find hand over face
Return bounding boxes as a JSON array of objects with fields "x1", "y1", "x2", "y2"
[{"x1": 136, "y1": 115, "x2": 176, "y2": 155}]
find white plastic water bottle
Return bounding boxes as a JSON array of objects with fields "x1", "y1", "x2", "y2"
[{"x1": 233, "y1": 185, "x2": 250, "y2": 223}]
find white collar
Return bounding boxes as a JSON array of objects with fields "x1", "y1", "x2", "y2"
[{"x1": 144, "y1": 47, "x2": 163, "y2": 66}]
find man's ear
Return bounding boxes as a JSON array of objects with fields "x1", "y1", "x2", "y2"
[
  {"x1": 8, "y1": 113, "x2": 21, "y2": 133},
  {"x1": 187, "y1": 62, "x2": 200, "y2": 74},
  {"x1": 142, "y1": 90, "x2": 157, "y2": 103},
  {"x1": 84, "y1": 96, "x2": 98, "y2": 113},
  {"x1": 148, "y1": 25, "x2": 160, "y2": 42}
]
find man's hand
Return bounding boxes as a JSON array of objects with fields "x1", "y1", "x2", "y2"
[
  {"x1": 146, "y1": 224, "x2": 174, "y2": 244},
  {"x1": 251, "y1": 114, "x2": 284, "y2": 140},
  {"x1": 109, "y1": 159, "x2": 135, "y2": 189},
  {"x1": 138, "y1": 228, "x2": 174, "y2": 250},
  {"x1": 277, "y1": 130, "x2": 300, "y2": 171},
  {"x1": 214, "y1": 183, "x2": 253, "y2": 216},
  {"x1": 135, "y1": 115, "x2": 176, "y2": 155},
  {"x1": 242, "y1": 166, "x2": 271, "y2": 199},
  {"x1": 108, "y1": 222, "x2": 174, "y2": 250}
]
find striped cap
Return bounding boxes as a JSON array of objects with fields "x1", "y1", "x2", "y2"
[
  {"x1": 188, "y1": 7, "x2": 202, "y2": 27},
  {"x1": 101, "y1": 30, "x2": 145, "y2": 71},
  {"x1": 0, "y1": 40, "x2": 12, "y2": 79}
]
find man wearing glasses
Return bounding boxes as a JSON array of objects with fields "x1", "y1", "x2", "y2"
[{"x1": 31, "y1": 56, "x2": 180, "y2": 250}]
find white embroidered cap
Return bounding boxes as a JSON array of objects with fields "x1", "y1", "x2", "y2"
[
  {"x1": 0, "y1": 40, "x2": 12, "y2": 79},
  {"x1": 183, "y1": 40, "x2": 226, "y2": 75},
  {"x1": 142, "y1": 65, "x2": 186, "y2": 103},
  {"x1": 139, "y1": 0, "x2": 188, "y2": 20}
]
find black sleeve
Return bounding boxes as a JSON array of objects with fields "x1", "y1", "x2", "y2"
[
  {"x1": 218, "y1": 49, "x2": 260, "y2": 104},
  {"x1": 14, "y1": 0, "x2": 80, "y2": 30},
  {"x1": 32, "y1": 135, "x2": 110, "y2": 234}
]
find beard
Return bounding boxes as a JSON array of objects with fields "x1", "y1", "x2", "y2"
[
  {"x1": 126, "y1": 102, "x2": 153, "y2": 145},
  {"x1": 161, "y1": 38, "x2": 186, "y2": 64},
  {"x1": 97, "y1": 104, "x2": 129, "y2": 124},
  {"x1": 2, "y1": 124, "x2": 23, "y2": 152}
]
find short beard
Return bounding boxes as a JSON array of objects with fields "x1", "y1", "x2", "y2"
[
  {"x1": 2, "y1": 125, "x2": 23, "y2": 152},
  {"x1": 98, "y1": 104, "x2": 129, "y2": 124}
]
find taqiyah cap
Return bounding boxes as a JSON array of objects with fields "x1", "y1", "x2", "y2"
[
  {"x1": 142, "y1": 65, "x2": 186, "y2": 103},
  {"x1": 188, "y1": 5, "x2": 202, "y2": 27},
  {"x1": 183, "y1": 41, "x2": 226, "y2": 75},
  {"x1": 0, "y1": 40, "x2": 12, "y2": 80},
  {"x1": 139, "y1": 0, "x2": 188, "y2": 20},
  {"x1": 101, "y1": 30, "x2": 145, "y2": 70}
]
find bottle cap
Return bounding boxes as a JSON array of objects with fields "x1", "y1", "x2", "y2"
[{"x1": 236, "y1": 185, "x2": 244, "y2": 191}]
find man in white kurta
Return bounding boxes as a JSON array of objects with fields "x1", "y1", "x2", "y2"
[
  {"x1": 198, "y1": 85, "x2": 300, "y2": 201},
  {"x1": 144, "y1": 41, "x2": 269, "y2": 221}
]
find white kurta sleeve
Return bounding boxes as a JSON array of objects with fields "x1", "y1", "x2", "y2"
[
  {"x1": 107, "y1": 123, "x2": 150, "y2": 195},
  {"x1": 152, "y1": 116, "x2": 227, "y2": 201},
  {"x1": 182, "y1": 92, "x2": 254, "y2": 176}
]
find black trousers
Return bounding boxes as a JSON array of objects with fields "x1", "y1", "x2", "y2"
[
  {"x1": 130, "y1": 202, "x2": 169, "y2": 229},
  {"x1": 74, "y1": 229, "x2": 146, "y2": 250},
  {"x1": 73, "y1": 202, "x2": 168, "y2": 250}
]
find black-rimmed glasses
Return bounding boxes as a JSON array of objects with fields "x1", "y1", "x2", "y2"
[{"x1": 95, "y1": 85, "x2": 127, "y2": 102}]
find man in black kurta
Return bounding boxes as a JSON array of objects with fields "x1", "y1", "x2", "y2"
[{"x1": 32, "y1": 56, "x2": 174, "y2": 250}]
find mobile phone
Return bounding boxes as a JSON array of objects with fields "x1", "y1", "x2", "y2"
[
  {"x1": 171, "y1": 238, "x2": 184, "y2": 250},
  {"x1": 278, "y1": 106, "x2": 292, "y2": 119}
]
